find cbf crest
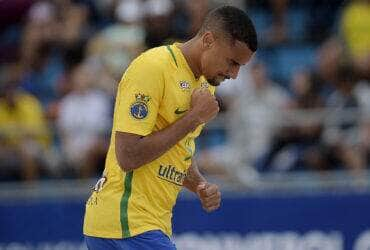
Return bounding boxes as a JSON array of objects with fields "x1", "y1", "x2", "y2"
[
  {"x1": 130, "y1": 93, "x2": 150, "y2": 119},
  {"x1": 179, "y1": 80, "x2": 191, "y2": 91}
]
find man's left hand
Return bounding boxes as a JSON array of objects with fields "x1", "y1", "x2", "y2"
[{"x1": 196, "y1": 182, "x2": 221, "y2": 212}]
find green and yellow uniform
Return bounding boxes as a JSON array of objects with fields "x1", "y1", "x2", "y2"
[{"x1": 83, "y1": 43, "x2": 215, "y2": 239}]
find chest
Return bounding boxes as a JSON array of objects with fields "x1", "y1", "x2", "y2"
[
  {"x1": 157, "y1": 73, "x2": 208, "y2": 137},
  {"x1": 161, "y1": 76, "x2": 193, "y2": 117}
]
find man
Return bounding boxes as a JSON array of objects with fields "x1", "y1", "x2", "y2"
[
  {"x1": 0, "y1": 63, "x2": 50, "y2": 181},
  {"x1": 83, "y1": 5, "x2": 257, "y2": 250}
]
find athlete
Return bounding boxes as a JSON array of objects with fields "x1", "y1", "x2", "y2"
[{"x1": 83, "y1": 5, "x2": 257, "y2": 250}]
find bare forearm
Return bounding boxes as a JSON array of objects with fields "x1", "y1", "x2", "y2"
[
  {"x1": 116, "y1": 112, "x2": 200, "y2": 171},
  {"x1": 183, "y1": 161, "x2": 206, "y2": 193}
]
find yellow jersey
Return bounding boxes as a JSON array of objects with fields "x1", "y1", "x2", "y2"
[
  {"x1": 0, "y1": 91, "x2": 50, "y2": 147},
  {"x1": 83, "y1": 43, "x2": 215, "y2": 239},
  {"x1": 341, "y1": 1, "x2": 370, "y2": 58}
]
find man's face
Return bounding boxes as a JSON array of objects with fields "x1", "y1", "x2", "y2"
[{"x1": 200, "y1": 32, "x2": 254, "y2": 86}]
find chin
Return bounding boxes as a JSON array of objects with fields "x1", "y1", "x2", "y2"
[{"x1": 208, "y1": 78, "x2": 222, "y2": 87}]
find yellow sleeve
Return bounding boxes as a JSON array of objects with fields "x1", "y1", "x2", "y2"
[{"x1": 114, "y1": 57, "x2": 164, "y2": 136}]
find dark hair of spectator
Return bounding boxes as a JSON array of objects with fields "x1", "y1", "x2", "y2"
[{"x1": 198, "y1": 5, "x2": 258, "y2": 52}]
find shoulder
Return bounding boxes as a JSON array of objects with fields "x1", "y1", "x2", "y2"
[
  {"x1": 128, "y1": 46, "x2": 173, "y2": 74},
  {"x1": 15, "y1": 91, "x2": 44, "y2": 115},
  {"x1": 17, "y1": 91, "x2": 42, "y2": 107},
  {"x1": 341, "y1": 2, "x2": 362, "y2": 23},
  {"x1": 143, "y1": 46, "x2": 172, "y2": 63}
]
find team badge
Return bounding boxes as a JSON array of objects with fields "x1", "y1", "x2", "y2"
[
  {"x1": 179, "y1": 80, "x2": 191, "y2": 90},
  {"x1": 201, "y1": 82, "x2": 209, "y2": 88},
  {"x1": 130, "y1": 93, "x2": 150, "y2": 119}
]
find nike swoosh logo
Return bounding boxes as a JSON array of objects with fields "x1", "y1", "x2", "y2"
[{"x1": 174, "y1": 108, "x2": 188, "y2": 115}]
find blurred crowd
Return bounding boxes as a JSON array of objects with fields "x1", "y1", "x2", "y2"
[{"x1": 0, "y1": 0, "x2": 369, "y2": 182}]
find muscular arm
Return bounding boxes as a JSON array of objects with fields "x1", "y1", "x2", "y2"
[
  {"x1": 116, "y1": 87, "x2": 219, "y2": 172},
  {"x1": 182, "y1": 160, "x2": 206, "y2": 193},
  {"x1": 183, "y1": 159, "x2": 221, "y2": 212},
  {"x1": 115, "y1": 112, "x2": 200, "y2": 172}
]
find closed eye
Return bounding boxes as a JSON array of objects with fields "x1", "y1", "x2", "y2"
[{"x1": 228, "y1": 59, "x2": 240, "y2": 67}]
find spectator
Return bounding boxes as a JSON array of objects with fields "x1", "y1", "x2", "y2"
[
  {"x1": 21, "y1": 41, "x2": 64, "y2": 108},
  {"x1": 340, "y1": 0, "x2": 370, "y2": 80},
  {"x1": 86, "y1": 0, "x2": 146, "y2": 94},
  {"x1": 57, "y1": 62, "x2": 112, "y2": 178},
  {"x1": 315, "y1": 37, "x2": 344, "y2": 96},
  {"x1": 0, "y1": 63, "x2": 51, "y2": 181},
  {"x1": 197, "y1": 62, "x2": 289, "y2": 181},
  {"x1": 169, "y1": 0, "x2": 191, "y2": 41},
  {"x1": 322, "y1": 64, "x2": 366, "y2": 173},
  {"x1": 143, "y1": 0, "x2": 174, "y2": 47},
  {"x1": 247, "y1": 0, "x2": 290, "y2": 45},
  {"x1": 0, "y1": 0, "x2": 32, "y2": 62},
  {"x1": 354, "y1": 79, "x2": 370, "y2": 170},
  {"x1": 232, "y1": 62, "x2": 290, "y2": 166},
  {"x1": 55, "y1": 0, "x2": 91, "y2": 46},
  {"x1": 185, "y1": 0, "x2": 209, "y2": 37},
  {"x1": 258, "y1": 70, "x2": 325, "y2": 171},
  {"x1": 0, "y1": 0, "x2": 368, "y2": 181},
  {"x1": 306, "y1": 0, "x2": 345, "y2": 43},
  {"x1": 20, "y1": 0, "x2": 92, "y2": 108},
  {"x1": 359, "y1": 119, "x2": 370, "y2": 169}
]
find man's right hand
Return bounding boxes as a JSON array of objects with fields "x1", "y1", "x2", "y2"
[{"x1": 189, "y1": 87, "x2": 219, "y2": 124}]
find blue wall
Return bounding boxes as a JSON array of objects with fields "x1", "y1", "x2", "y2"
[{"x1": 1, "y1": 191, "x2": 370, "y2": 249}]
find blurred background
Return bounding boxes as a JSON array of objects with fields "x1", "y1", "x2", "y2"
[{"x1": 0, "y1": 0, "x2": 370, "y2": 249}]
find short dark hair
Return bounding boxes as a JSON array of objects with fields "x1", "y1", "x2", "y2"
[{"x1": 198, "y1": 5, "x2": 258, "y2": 52}]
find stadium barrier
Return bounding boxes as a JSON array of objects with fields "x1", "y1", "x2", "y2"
[{"x1": 1, "y1": 177, "x2": 370, "y2": 250}]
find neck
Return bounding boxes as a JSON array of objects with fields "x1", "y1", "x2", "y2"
[{"x1": 179, "y1": 37, "x2": 202, "y2": 79}]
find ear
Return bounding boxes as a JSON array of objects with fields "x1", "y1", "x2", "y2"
[{"x1": 202, "y1": 31, "x2": 215, "y2": 50}]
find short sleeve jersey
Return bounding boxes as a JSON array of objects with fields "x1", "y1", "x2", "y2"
[{"x1": 83, "y1": 43, "x2": 215, "y2": 239}]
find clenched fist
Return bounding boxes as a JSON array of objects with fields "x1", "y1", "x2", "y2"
[
  {"x1": 196, "y1": 182, "x2": 221, "y2": 212},
  {"x1": 189, "y1": 88, "x2": 219, "y2": 124}
]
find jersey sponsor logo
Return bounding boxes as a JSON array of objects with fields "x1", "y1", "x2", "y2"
[
  {"x1": 130, "y1": 93, "x2": 150, "y2": 119},
  {"x1": 157, "y1": 165, "x2": 187, "y2": 186},
  {"x1": 174, "y1": 108, "x2": 187, "y2": 115},
  {"x1": 179, "y1": 80, "x2": 191, "y2": 90},
  {"x1": 86, "y1": 176, "x2": 107, "y2": 206},
  {"x1": 92, "y1": 176, "x2": 107, "y2": 192}
]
